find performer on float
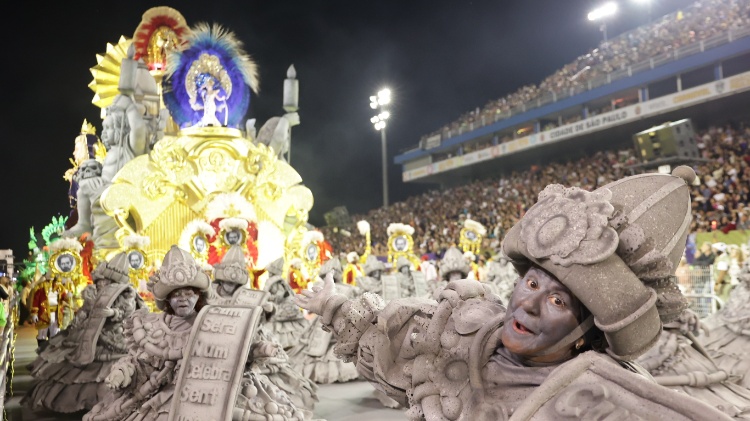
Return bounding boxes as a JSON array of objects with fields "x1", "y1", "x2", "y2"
[
  {"x1": 483, "y1": 251, "x2": 519, "y2": 305},
  {"x1": 287, "y1": 258, "x2": 308, "y2": 294},
  {"x1": 64, "y1": 61, "x2": 163, "y2": 250},
  {"x1": 342, "y1": 251, "x2": 362, "y2": 286},
  {"x1": 295, "y1": 167, "x2": 732, "y2": 420},
  {"x1": 23, "y1": 252, "x2": 142, "y2": 413},
  {"x1": 30, "y1": 274, "x2": 73, "y2": 352}
]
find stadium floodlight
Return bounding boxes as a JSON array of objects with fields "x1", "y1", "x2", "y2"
[
  {"x1": 370, "y1": 88, "x2": 392, "y2": 208},
  {"x1": 588, "y1": 2, "x2": 618, "y2": 43},
  {"x1": 587, "y1": 2, "x2": 618, "y2": 21}
]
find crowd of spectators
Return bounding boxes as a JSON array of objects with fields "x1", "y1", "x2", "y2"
[
  {"x1": 419, "y1": 0, "x2": 750, "y2": 146},
  {"x1": 321, "y1": 120, "x2": 750, "y2": 269}
]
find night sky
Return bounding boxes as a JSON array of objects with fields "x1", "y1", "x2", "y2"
[{"x1": 1, "y1": 0, "x2": 685, "y2": 261}]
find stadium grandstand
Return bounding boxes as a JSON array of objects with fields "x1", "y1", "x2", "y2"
[
  {"x1": 323, "y1": 0, "x2": 750, "y2": 264},
  {"x1": 395, "y1": 0, "x2": 750, "y2": 186}
]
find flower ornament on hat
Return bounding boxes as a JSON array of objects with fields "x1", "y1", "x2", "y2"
[
  {"x1": 503, "y1": 166, "x2": 696, "y2": 360},
  {"x1": 213, "y1": 244, "x2": 249, "y2": 285},
  {"x1": 148, "y1": 245, "x2": 210, "y2": 301}
]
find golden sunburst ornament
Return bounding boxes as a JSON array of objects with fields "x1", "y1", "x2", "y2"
[{"x1": 88, "y1": 36, "x2": 132, "y2": 109}]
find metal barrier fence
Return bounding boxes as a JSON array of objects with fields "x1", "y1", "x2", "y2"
[{"x1": 676, "y1": 266, "x2": 723, "y2": 318}]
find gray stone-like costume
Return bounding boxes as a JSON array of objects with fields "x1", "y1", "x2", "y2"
[
  {"x1": 700, "y1": 261, "x2": 750, "y2": 389},
  {"x1": 208, "y1": 248, "x2": 318, "y2": 416},
  {"x1": 296, "y1": 167, "x2": 733, "y2": 420},
  {"x1": 355, "y1": 255, "x2": 386, "y2": 295},
  {"x1": 264, "y1": 262, "x2": 313, "y2": 350},
  {"x1": 637, "y1": 308, "x2": 750, "y2": 418},
  {"x1": 83, "y1": 246, "x2": 211, "y2": 421},
  {"x1": 432, "y1": 246, "x2": 471, "y2": 299},
  {"x1": 23, "y1": 252, "x2": 142, "y2": 413},
  {"x1": 287, "y1": 260, "x2": 359, "y2": 384},
  {"x1": 483, "y1": 252, "x2": 518, "y2": 305},
  {"x1": 395, "y1": 256, "x2": 417, "y2": 298}
]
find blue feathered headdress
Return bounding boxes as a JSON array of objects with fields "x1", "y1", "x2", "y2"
[{"x1": 163, "y1": 23, "x2": 259, "y2": 129}]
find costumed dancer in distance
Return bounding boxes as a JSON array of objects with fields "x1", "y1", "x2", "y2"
[{"x1": 23, "y1": 252, "x2": 143, "y2": 413}]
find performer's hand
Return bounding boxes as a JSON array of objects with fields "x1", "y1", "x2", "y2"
[
  {"x1": 294, "y1": 271, "x2": 335, "y2": 316},
  {"x1": 91, "y1": 308, "x2": 116, "y2": 318},
  {"x1": 105, "y1": 366, "x2": 132, "y2": 390},
  {"x1": 30, "y1": 314, "x2": 39, "y2": 324},
  {"x1": 677, "y1": 308, "x2": 705, "y2": 336}
]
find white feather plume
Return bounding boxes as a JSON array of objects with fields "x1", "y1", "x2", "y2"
[
  {"x1": 357, "y1": 220, "x2": 371, "y2": 235},
  {"x1": 178, "y1": 219, "x2": 216, "y2": 251},
  {"x1": 219, "y1": 217, "x2": 249, "y2": 231},
  {"x1": 464, "y1": 219, "x2": 487, "y2": 236},
  {"x1": 302, "y1": 230, "x2": 324, "y2": 245},
  {"x1": 387, "y1": 223, "x2": 415, "y2": 237},
  {"x1": 123, "y1": 234, "x2": 151, "y2": 249},
  {"x1": 49, "y1": 237, "x2": 83, "y2": 253},
  {"x1": 206, "y1": 193, "x2": 257, "y2": 222}
]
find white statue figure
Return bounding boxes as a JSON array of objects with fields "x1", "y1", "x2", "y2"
[
  {"x1": 23, "y1": 252, "x2": 143, "y2": 413},
  {"x1": 255, "y1": 114, "x2": 298, "y2": 162},
  {"x1": 64, "y1": 94, "x2": 159, "y2": 249}
]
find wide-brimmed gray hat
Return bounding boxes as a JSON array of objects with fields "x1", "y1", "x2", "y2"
[
  {"x1": 439, "y1": 247, "x2": 470, "y2": 280},
  {"x1": 149, "y1": 245, "x2": 210, "y2": 301},
  {"x1": 213, "y1": 245, "x2": 249, "y2": 286},
  {"x1": 502, "y1": 166, "x2": 694, "y2": 360}
]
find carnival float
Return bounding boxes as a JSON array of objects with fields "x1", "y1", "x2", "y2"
[
  {"x1": 21, "y1": 6, "x2": 349, "y2": 419},
  {"x1": 51, "y1": 6, "x2": 326, "y2": 297}
]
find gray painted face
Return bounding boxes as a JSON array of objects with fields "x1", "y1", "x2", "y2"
[
  {"x1": 168, "y1": 288, "x2": 199, "y2": 317},
  {"x1": 501, "y1": 267, "x2": 582, "y2": 364}
]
